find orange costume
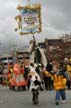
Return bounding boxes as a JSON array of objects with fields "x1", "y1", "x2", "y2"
[{"x1": 11, "y1": 63, "x2": 27, "y2": 87}]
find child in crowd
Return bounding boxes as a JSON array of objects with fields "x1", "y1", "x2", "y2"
[{"x1": 52, "y1": 61, "x2": 67, "y2": 105}]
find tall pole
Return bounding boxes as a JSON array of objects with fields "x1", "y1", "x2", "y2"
[{"x1": 28, "y1": 0, "x2": 30, "y2": 5}]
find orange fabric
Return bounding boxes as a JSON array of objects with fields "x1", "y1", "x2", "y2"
[
  {"x1": 13, "y1": 63, "x2": 20, "y2": 74},
  {"x1": 11, "y1": 63, "x2": 27, "y2": 86},
  {"x1": 43, "y1": 70, "x2": 51, "y2": 77},
  {"x1": 11, "y1": 79, "x2": 27, "y2": 86},
  {"x1": 11, "y1": 73, "x2": 27, "y2": 86},
  {"x1": 53, "y1": 74, "x2": 67, "y2": 90},
  {"x1": 20, "y1": 67, "x2": 24, "y2": 74}
]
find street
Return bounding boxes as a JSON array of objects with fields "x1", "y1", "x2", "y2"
[{"x1": 0, "y1": 86, "x2": 71, "y2": 108}]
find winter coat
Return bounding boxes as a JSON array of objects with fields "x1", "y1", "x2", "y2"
[{"x1": 53, "y1": 73, "x2": 67, "y2": 90}]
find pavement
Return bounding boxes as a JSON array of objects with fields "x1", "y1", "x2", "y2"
[{"x1": 0, "y1": 85, "x2": 71, "y2": 108}]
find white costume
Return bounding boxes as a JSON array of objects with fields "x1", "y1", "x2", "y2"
[{"x1": 29, "y1": 66, "x2": 41, "y2": 91}]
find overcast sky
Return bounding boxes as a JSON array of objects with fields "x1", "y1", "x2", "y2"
[{"x1": 0, "y1": 0, "x2": 71, "y2": 46}]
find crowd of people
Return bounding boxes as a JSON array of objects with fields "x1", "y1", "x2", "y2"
[{"x1": 0, "y1": 57, "x2": 71, "y2": 105}]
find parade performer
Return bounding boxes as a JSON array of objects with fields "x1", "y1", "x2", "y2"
[
  {"x1": 28, "y1": 65, "x2": 43, "y2": 104},
  {"x1": 11, "y1": 63, "x2": 27, "y2": 91},
  {"x1": 7, "y1": 63, "x2": 13, "y2": 89}
]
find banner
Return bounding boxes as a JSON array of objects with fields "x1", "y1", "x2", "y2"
[{"x1": 15, "y1": 4, "x2": 42, "y2": 35}]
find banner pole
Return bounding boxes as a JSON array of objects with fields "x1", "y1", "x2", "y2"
[{"x1": 28, "y1": 0, "x2": 30, "y2": 5}]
